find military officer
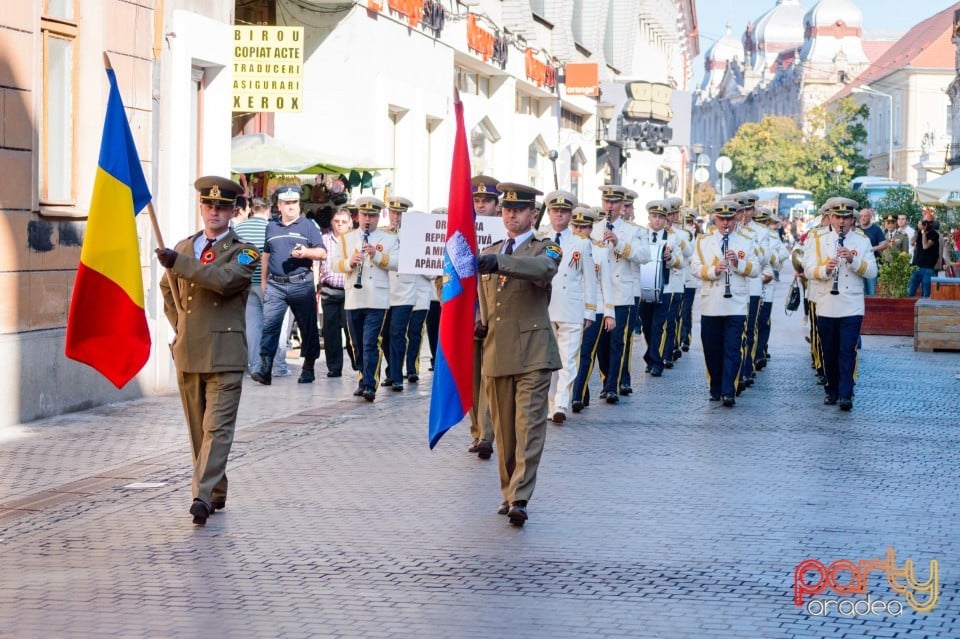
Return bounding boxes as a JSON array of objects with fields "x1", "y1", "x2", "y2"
[
  {"x1": 157, "y1": 176, "x2": 257, "y2": 525},
  {"x1": 540, "y1": 190, "x2": 597, "y2": 424},
  {"x1": 881, "y1": 214, "x2": 910, "y2": 262},
  {"x1": 679, "y1": 209, "x2": 701, "y2": 354},
  {"x1": 380, "y1": 196, "x2": 417, "y2": 392},
  {"x1": 331, "y1": 197, "x2": 399, "y2": 401},
  {"x1": 476, "y1": 182, "x2": 562, "y2": 526},
  {"x1": 620, "y1": 188, "x2": 645, "y2": 395},
  {"x1": 691, "y1": 201, "x2": 760, "y2": 406},
  {"x1": 731, "y1": 192, "x2": 768, "y2": 388},
  {"x1": 802, "y1": 197, "x2": 877, "y2": 410},
  {"x1": 663, "y1": 198, "x2": 693, "y2": 366},
  {"x1": 467, "y1": 175, "x2": 500, "y2": 459},
  {"x1": 591, "y1": 185, "x2": 649, "y2": 404},
  {"x1": 571, "y1": 206, "x2": 616, "y2": 413},
  {"x1": 803, "y1": 211, "x2": 832, "y2": 385}
]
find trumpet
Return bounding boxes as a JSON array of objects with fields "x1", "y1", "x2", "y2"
[
  {"x1": 722, "y1": 229, "x2": 733, "y2": 298},
  {"x1": 353, "y1": 223, "x2": 371, "y2": 290},
  {"x1": 830, "y1": 227, "x2": 846, "y2": 296}
]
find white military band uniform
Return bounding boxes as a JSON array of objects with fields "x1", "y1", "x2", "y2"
[
  {"x1": 591, "y1": 240, "x2": 616, "y2": 319},
  {"x1": 691, "y1": 227, "x2": 760, "y2": 315},
  {"x1": 740, "y1": 220, "x2": 769, "y2": 296},
  {"x1": 332, "y1": 227, "x2": 399, "y2": 310},
  {"x1": 590, "y1": 217, "x2": 649, "y2": 306},
  {"x1": 803, "y1": 227, "x2": 832, "y2": 304},
  {"x1": 543, "y1": 227, "x2": 597, "y2": 414},
  {"x1": 802, "y1": 227, "x2": 877, "y2": 317},
  {"x1": 684, "y1": 222, "x2": 702, "y2": 289},
  {"x1": 762, "y1": 232, "x2": 789, "y2": 303}
]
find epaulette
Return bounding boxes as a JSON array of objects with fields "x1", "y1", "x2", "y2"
[
  {"x1": 592, "y1": 240, "x2": 607, "y2": 248},
  {"x1": 488, "y1": 239, "x2": 505, "y2": 249},
  {"x1": 383, "y1": 228, "x2": 398, "y2": 235},
  {"x1": 736, "y1": 230, "x2": 752, "y2": 240},
  {"x1": 851, "y1": 228, "x2": 867, "y2": 238}
]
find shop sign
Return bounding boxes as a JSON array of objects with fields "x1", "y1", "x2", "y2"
[
  {"x1": 565, "y1": 62, "x2": 598, "y2": 96},
  {"x1": 524, "y1": 48, "x2": 557, "y2": 88},
  {"x1": 233, "y1": 26, "x2": 304, "y2": 112}
]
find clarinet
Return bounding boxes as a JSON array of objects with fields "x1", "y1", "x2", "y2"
[
  {"x1": 722, "y1": 229, "x2": 732, "y2": 298},
  {"x1": 830, "y1": 227, "x2": 846, "y2": 296},
  {"x1": 353, "y1": 223, "x2": 370, "y2": 290}
]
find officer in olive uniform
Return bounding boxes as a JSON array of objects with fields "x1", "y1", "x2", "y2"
[
  {"x1": 467, "y1": 175, "x2": 501, "y2": 459},
  {"x1": 157, "y1": 176, "x2": 258, "y2": 526},
  {"x1": 477, "y1": 182, "x2": 562, "y2": 527}
]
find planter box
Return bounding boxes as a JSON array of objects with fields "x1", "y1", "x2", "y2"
[
  {"x1": 862, "y1": 297, "x2": 916, "y2": 336},
  {"x1": 915, "y1": 299, "x2": 960, "y2": 352}
]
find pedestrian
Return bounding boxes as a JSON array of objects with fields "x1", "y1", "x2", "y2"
[
  {"x1": 156, "y1": 175, "x2": 258, "y2": 525},
  {"x1": 691, "y1": 200, "x2": 760, "y2": 407},
  {"x1": 251, "y1": 184, "x2": 327, "y2": 385},
  {"x1": 857, "y1": 208, "x2": 886, "y2": 295},
  {"x1": 234, "y1": 197, "x2": 290, "y2": 377},
  {"x1": 317, "y1": 207, "x2": 357, "y2": 377},
  {"x1": 803, "y1": 197, "x2": 877, "y2": 410},
  {"x1": 477, "y1": 182, "x2": 562, "y2": 527},
  {"x1": 331, "y1": 196, "x2": 398, "y2": 401},
  {"x1": 908, "y1": 218, "x2": 941, "y2": 297}
]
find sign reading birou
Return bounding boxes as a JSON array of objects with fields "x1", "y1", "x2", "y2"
[
  {"x1": 233, "y1": 26, "x2": 304, "y2": 112},
  {"x1": 399, "y1": 211, "x2": 507, "y2": 276}
]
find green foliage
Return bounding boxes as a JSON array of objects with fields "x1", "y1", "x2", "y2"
[
  {"x1": 877, "y1": 250, "x2": 916, "y2": 298},
  {"x1": 812, "y1": 186, "x2": 870, "y2": 211},
  {"x1": 720, "y1": 98, "x2": 870, "y2": 195},
  {"x1": 876, "y1": 186, "x2": 921, "y2": 223}
]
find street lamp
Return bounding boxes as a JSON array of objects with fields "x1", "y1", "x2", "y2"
[
  {"x1": 833, "y1": 164, "x2": 844, "y2": 186},
  {"x1": 852, "y1": 85, "x2": 893, "y2": 179}
]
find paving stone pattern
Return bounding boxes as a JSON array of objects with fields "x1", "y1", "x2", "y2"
[{"x1": 0, "y1": 281, "x2": 958, "y2": 638}]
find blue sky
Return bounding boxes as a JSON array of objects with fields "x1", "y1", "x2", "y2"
[{"x1": 693, "y1": 0, "x2": 958, "y2": 85}]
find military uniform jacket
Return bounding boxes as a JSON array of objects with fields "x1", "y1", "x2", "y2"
[
  {"x1": 638, "y1": 226, "x2": 687, "y2": 296},
  {"x1": 591, "y1": 240, "x2": 616, "y2": 319},
  {"x1": 691, "y1": 227, "x2": 760, "y2": 316},
  {"x1": 802, "y1": 227, "x2": 832, "y2": 304},
  {"x1": 332, "y1": 227, "x2": 399, "y2": 310},
  {"x1": 762, "y1": 234, "x2": 790, "y2": 303},
  {"x1": 478, "y1": 236, "x2": 562, "y2": 377},
  {"x1": 159, "y1": 230, "x2": 257, "y2": 373},
  {"x1": 590, "y1": 217, "x2": 649, "y2": 306},
  {"x1": 683, "y1": 223, "x2": 701, "y2": 289},
  {"x1": 740, "y1": 220, "x2": 769, "y2": 296},
  {"x1": 539, "y1": 228, "x2": 597, "y2": 324},
  {"x1": 413, "y1": 274, "x2": 434, "y2": 311},
  {"x1": 803, "y1": 228, "x2": 877, "y2": 318}
]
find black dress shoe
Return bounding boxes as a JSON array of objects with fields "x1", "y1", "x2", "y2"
[
  {"x1": 251, "y1": 369, "x2": 272, "y2": 385},
  {"x1": 467, "y1": 438, "x2": 480, "y2": 453},
  {"x1": 644, "y1": 365, "x2": 652, "y2": 373},
  {"x1": 407, "y1": 374, "x2": 419, "y2": 383},
  {"x1": 619, "y1": 386, "x2": 632, "y2": 395},
  {"x1": 650, "y1": 366, "x2": 663, "y2": 377},
  {"x1": 190, "y1": 499, "x2": 210, "y2": 526},
  {"x1": 824, "y1": 395, "x2": 838, "y2": 406},
  {"x1": 297, "y1": 370, "x2": 315, "y2": 384},
  {"x1": 497, "y1": 501, "x2": 510, "y2": 515},
  {"x1": 353, "y1": 385, "x2": 364, "y2": 397},
  {"x1": 571, "y1": 401, "x2": 583, "y2": 414},
  {"x1": 815, "y1": 374, "x2": 827, "y2": 386},
  {"x1": 362, "y1": 387, "x2": 376, "y2": 402},
  {"x1": 606, "y1": 393, "x2": 619, "y2": 404},
  {"x1": 380, "y1": 379, "x2": 392, "y2": 388},
  {"x1": 476, "y1": 440, "x2": 493, "y2": 460},
  {"x1": 326, "y1": 371, "x2": 342, "y2": 378},
  {"x1": 673, "y1": 349, "x2": 682, "y2": 360},
  {"x1": 210, "y1": 500, "x2": 226, "y2": 512},
  {"x1": 839, "y1": 398, "x2": 853, "y2": 411},
  {"x1": 743, "y1": 376, "x2": 754, "y2": 387},
  {"x1": 663, "y1": 361, "x2": 674, "y2": 370},
  {"x1": 681, "y1": 343, "x2": 690, "y2": 352},
  {"x1": 507, "y1": 501, "x2": 528, "y2": 527},
  {"x1": 709, "y1": 394, "x2": 721, "y2": 402},
  {"x1": 550, "y1": 411, "x2": 566, "y2": 424},
  {"x1": 598, "y1": 390, "x2": 609, "y2": 400},
  {"x1": 721, "y1": 396, "x2": 735, "y2": 407},
  {"x1": 391, "y1": 383, "x2": 403, "y2": 392}
]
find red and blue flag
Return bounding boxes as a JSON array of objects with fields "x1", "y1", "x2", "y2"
[{"x1": 428, "y1": 97, "x2": 476, "y2": 448}]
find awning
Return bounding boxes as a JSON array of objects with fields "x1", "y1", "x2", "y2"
[
  {"x1": 915, "y1": 167, "x2": 960, "y2": 205},
  {"x1": 231, "y1": 133, "x2": 390, "y2": 175}
]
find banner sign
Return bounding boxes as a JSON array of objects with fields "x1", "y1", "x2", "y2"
[
  {"x1": 398, "y1": 211, "x2": 507, "y2": 275},
  {"x1": 233, "y1": 27, "x2": 304, "y2": 112}
]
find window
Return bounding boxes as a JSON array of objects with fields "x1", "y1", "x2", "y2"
[
  {"x1": 41, "y1": 0, "x2": 79, "y2": 204},
  {"x1": 561, "y1": 108, "x2": 583, "y2": 132},
  {"x1": 516, "y1": 92, "x2": 542, "y2": 116},
  {"x1": 455, "y1": 67, "x2": 490, "y2": 97}
]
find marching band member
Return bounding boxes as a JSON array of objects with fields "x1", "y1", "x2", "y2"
[
  {"x1": 691, "y1": 201, "x2": 760, "y2": 407},
  {"x1": 571, "y1": 207, "x2": 616, "y2": 413},
  {"x1": 591, "y1": 186, "x2": 649, "y2": 404},
  {"x1": 755, "y1": 208, "x2": 789, "y2": 369},
  {"x1": 637, "y1": 200, "x2": 684, "y2": 377},
  {"x1": 802, "y1": 210, "x2": 831, "y2": 385},
  {"x1": 620, "y1": 188, "x2": 644, "y2": 395},
  {"x1": 679, "y1": 209, "x2": 701, "y2": 354},
  {"x1": 664, "y1": 198, "x2": 693, "y2": 367},
  {"x1": 540, "y1": 191, "x2": 597, "y2": 423},
  {"x1": 380, "y1": 196, "x2": 416, "y2": 392},
  {"x1": 731, "y1": 192, "x2": 768, "y2": 388},
  {"x1": 802, "y1": 198, "x2": 877, "y2": 410}
]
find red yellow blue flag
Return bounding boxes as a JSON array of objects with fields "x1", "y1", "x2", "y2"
[
  {"x1": 65, "y1": 67, "x2": 152, "y2": 388},
  {"x1": 428, "y1": 97, "x2": 476, "y2": 448}
]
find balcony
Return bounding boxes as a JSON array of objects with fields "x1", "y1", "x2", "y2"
[{"x1": 947, "y1": 143, "x2": 960, "y2": 167}]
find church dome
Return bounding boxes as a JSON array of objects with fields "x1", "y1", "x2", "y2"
[
  {"x1": 755, "y1": 0, "x2": 806, "y2": 55},
  {"x1": 799, "y1": 0, "x2": 869, "y2": 66},
  {"x1": 803, "y1": 0, "x2": 862, "y2": 31},
  {"x1": 704, "y1": 24, "x2": 744, "y2": 70}
]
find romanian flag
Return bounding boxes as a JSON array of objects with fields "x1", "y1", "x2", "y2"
[
  {"x1": 428, "y1": 97, "x2": 477, "y2": 448},
  {"x1": 65, "y1": 67, "x2": 152, "y2": 388}
]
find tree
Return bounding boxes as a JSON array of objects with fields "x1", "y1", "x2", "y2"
[
  {"x1": 812, "y1": 185, "x2": 870, "y2": 211},
  {"x1": 876, "y1": 186, "x2": 921, "y2": 224},
  {"x1": 720, "y1": 98, "x2": 870, "y2": 195}
]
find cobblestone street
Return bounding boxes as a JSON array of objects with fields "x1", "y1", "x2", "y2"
[{"x1": 1, "y1": 282, "x2": 958, "y2": 638}]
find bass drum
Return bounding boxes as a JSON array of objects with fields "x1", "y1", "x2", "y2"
[{"x1": 639, "y1": 241, "x2": 665, "y2": 303}]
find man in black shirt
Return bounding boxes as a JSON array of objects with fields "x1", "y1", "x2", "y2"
[{"x1": 907, "y1": 219, "x2": 940, "y2": 297}]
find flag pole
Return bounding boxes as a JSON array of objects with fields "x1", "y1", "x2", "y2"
[{"x1": 103, "y1": 51, "x2": 180, "y2": 313}]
